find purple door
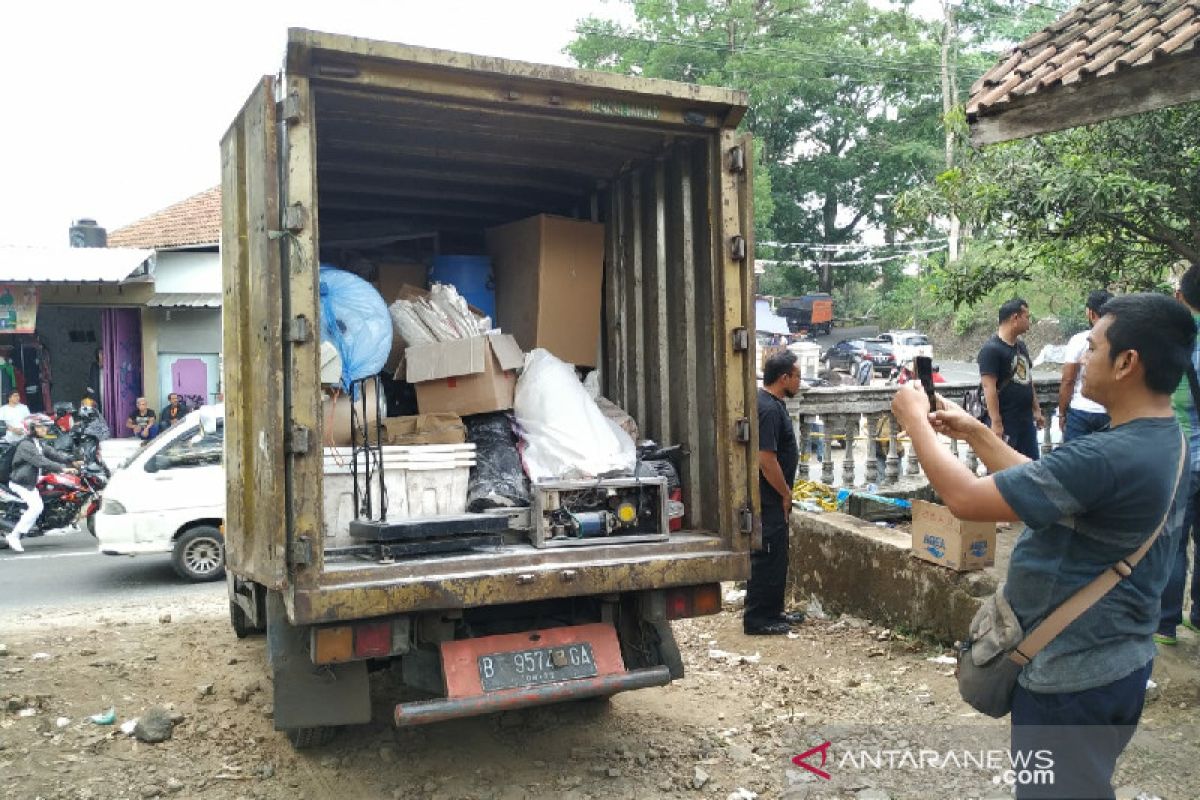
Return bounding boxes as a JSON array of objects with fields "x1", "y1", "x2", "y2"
[
  {"x1": 171, "y1": 358, "x2": 208, "y2": 408},
  {"x1": 101, "y1": 309, "x2": 142, "y2": 438}
]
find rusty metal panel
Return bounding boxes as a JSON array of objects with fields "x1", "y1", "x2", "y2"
[
  {"x1": 280, "y1": 75, "x2": 326, "y2": 585},
  {"x1": 665, "y1": 145, "x2": 703, "y2": 530},
  {"x1": 294, "y1": 551, "x2": 749, "y2": 624},
  {"x1": 711, "y1": 130, "x2": 756, "y2": 552},
  {"x1": 735, "y1": 134, "x2": 762, "y2": 552},
  {"x1": 621, "y1": 172, "x2": 646, "y2": 425},
  {"x1": 286, "y1": 29, "x2": 747, "y2": 131},
  {"x1": 641, "y1": 162, "x2": 671, "y2": 443},
  {"x1": 220, "y1": 76, "x2": 289, "y2": 589}
]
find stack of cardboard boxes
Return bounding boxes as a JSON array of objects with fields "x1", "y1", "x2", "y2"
[{"x1": 379, "y1": 215, "x2": 605, "y2": 421}]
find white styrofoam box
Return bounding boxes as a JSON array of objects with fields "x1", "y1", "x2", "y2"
[{"x1": 321, "y1": 445, "x2": 474, "y2": 546}]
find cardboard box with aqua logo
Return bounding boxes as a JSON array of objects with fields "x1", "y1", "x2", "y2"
[{"x1": 910, "y1": 500, "x2": 996, "y2": 572}]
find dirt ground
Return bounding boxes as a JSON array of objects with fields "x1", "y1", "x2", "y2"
[{"x1": 2, "y1": 592, "x2": 1198, "y2": 800}]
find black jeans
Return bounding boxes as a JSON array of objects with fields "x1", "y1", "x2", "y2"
[
  {"x1": 1010, "y1": 661, "x2": 1152, "y2": 800},
  {"x1": 745, "y1": 500, "x2": 789, "y2": 629}
]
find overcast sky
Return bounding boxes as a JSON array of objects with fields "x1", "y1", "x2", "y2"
[{"x1": 0, "y1": 0, "x2": 630, "y2": 247}]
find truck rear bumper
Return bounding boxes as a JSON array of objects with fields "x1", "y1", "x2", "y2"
[
  {"x1": 393, "y1": 665, "x2": 671, "y2": 727},
  {"x1": 288, "y1": 536, "x2": 749, "y2": 624}
]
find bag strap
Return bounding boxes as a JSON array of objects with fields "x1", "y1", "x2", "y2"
[{"x1": 1009, "y1": 428, "x2": 1187, "y2": 666}]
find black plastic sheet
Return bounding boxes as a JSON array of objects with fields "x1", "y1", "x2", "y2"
[{"x1": 465, "y1": 412, "x2": 531, "y2": 512}]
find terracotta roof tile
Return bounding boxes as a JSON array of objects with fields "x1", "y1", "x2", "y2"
[
  {"x1": 107, "y1": 186, "x2": 220, "y2": 249},
  {"x1": 967, "y1": 0, "x2": 1200, "y2": 118}
]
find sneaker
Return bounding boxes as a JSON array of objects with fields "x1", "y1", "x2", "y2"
[
  {"x1": 777, "y1": 611, "x2": 806, "y2": 625},
  {"x1": 1153, "y1": 633, "x2": 1178, "y2": 646},
  {"x1": 1182, "y1": 619, "x2": 1200, "y2": 636},
  {"x1": 744, "y1": 622, "x2": 792, "y2": 636},
  {"x1": 4, "y1": 532, "x2": 23, "y2": 553}
]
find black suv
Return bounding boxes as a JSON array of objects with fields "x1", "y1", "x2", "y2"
[{"x1": 822, "y1": 339, "x2": 897, "y2": 374}]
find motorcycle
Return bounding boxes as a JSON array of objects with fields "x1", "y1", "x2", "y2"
[
  {"x1": 0, "y1": 462, "x2": 108, "y2": 541},
  {"x1": 0, "y1": 405, "x2": 111, "y2": 547}
]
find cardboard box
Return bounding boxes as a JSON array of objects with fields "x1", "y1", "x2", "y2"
[
  {"x1": 382, "y1": 413, "x2": 467, "y2": 446},
  {"x1": 374, "y1": 265, "x2": 429, "y2": 374},
  {"x1": 485, "y1": 214, "x2": 605, "y2": 367},
  {"x1": 910, "y1": 500, "x2": 997, "y2": 572},
  {"x1": 404, "y1": 334, "x2": 524, "y2": 417}
]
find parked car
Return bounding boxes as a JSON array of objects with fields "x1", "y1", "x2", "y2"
[
  {"x1": 875, "y1": 330, "x2": 933, "y2": 366},
  {"x1": 94, "y1": 406, "x2": 225, "y2": 582},
  {"x1": 822, "y1": 339, "x2": 897, "y2": 374}
]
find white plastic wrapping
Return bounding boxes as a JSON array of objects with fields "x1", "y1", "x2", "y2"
[
  {"x1": 514, "y1": 349, "x2": 636, "y2": 480},
  {"x1": 388, "y1": 282, "x2": 492, "y2": 348}
]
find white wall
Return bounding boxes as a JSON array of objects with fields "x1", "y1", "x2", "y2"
[
  {"x1": 152, "y1": 251, "x2": 220, "y2": 294},
  {"x1": 152, "y1": 307, "x2": 221, "y2": 353}
]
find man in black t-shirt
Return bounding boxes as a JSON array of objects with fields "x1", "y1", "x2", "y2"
[
  {"x1": 746, "y1": 351, "x2": 804, "y2": 635},
  {"x1": 978, "y1": 298, "x2": 1044, "y2": 460},
  {"x1": 160, "y1": 393, "x2": 188, "y2": 428},
  {"x1": 126, "y1": 397, "x2": 158, "y2": 442}
]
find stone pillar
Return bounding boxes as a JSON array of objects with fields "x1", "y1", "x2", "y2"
[
  {"x1": 864, "y1": 413, "x2": 880, "y2": 485},
  {"x1": 885, "y1": 415, "x2": 901, "y2": 486},
  {"x1": 821, "y1": 416, "x2": 834, "y2": 485},
  {"x1": 841, "y1": 414, "x2": 857, "y2": 487},
  {"x1": 1040, "y1": 403, "x2": 1055, "y2": 456},
  {"x1": 798, "y1": 416, "x2": 813, "y2": 482}
]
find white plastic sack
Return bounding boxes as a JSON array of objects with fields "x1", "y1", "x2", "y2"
[{"x1": 514, "y1": 349, "x2": 636, "y2": 480}]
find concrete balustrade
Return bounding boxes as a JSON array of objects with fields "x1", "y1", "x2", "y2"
[{"x1": 784, "y1": 381, "x2": 1063, "y2": 490}]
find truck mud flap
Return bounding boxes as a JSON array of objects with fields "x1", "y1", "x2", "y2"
[{"x1": 393, "y1": 666, "x2": 671, "y2": 727}]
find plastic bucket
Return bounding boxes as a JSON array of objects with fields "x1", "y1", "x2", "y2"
[{"x1": 430, "y1": 255, "x2": 496, "y2": 322}]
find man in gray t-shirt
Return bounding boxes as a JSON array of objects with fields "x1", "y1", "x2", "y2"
[{"x1": 893, "y1": 293, "x2": 1194, "y2": 800}]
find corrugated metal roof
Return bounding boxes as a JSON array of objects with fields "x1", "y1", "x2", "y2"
[
  {"x1": 146, "y1": 293, "x2": 222, "y2": 308},
  {"x1": 0, "y1": 246, "x2": 155, "y2": 283}
]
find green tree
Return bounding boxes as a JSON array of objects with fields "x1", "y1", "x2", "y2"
[
  {"x1": 901, "y1": 104, "x2": 1200, "y2": 306},
  {"x1": 567, "y1": 0, "x2": 947, "y2": 295}
]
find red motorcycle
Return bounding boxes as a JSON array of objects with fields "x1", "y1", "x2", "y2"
[{"x1": 0, "y1": 463, "x2": 108, "y2": 541}]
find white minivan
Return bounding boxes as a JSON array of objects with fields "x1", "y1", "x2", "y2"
[{"x1": 95, "y1": 406, "x2": 225, "y2": 581}]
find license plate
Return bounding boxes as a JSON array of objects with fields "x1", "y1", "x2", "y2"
[{"x1": 478, "y1": 642, "x2": 597, "y2": 692}]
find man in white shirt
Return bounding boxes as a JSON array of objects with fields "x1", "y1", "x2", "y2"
[
  {"x1": 0, "y1": 390, "x2": 30, "y2": 444},
  {"x1": 1059, "y1": 290, "x2": 1113, "y2": 442}
]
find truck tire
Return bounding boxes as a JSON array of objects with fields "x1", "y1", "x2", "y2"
[
  {"x1": 230, "y1": 598, "x2": 264, "y2": 639},
  {"x1": 172, "y1": 526, "x2": 225, "y2": 582},
  {"x1": 228, "y1": 578, "x2": 267, "y2": 638},
  {"x1": 286, "y1": 726, "x2": 338, "y2": 749}
]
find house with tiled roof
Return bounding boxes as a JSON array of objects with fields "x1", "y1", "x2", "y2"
[
  {"x1": 967, "y1": 0, "x2": 1200, "y2": 144},
  {"x1": 107, "y1": 187, "x2": 224, "y2": 420}
]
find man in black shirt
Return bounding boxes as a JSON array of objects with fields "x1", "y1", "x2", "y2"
[
  {"x1": 746, "y1": 351, "x2": 804, "y2": 635},
  {"x1": 978, "y1": 298, "x2": 1044, "y2": 460}
]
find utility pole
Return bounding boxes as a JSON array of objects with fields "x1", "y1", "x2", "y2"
[{"x1": 941, "y1": 0, "x2": 960, "y2": 263}]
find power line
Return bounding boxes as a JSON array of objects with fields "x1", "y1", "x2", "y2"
[
  {"x1": 762, "y1": 237, "x2": 949, "y2": 250},
  {"x1": 761, "y1": 245, "x2": 948, "y2": 267}
]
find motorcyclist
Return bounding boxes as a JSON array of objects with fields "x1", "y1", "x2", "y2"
[{"x1": 4, "y1": 414, "x2": 77, "y2": 553}]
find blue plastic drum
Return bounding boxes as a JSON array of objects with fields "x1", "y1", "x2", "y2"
[{"x1": 429, "y1": 255, "x2": 496, "y2": 323}]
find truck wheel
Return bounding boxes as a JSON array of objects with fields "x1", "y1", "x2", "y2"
[
  {"x1": 172, "y1": 526, "x2": 225, "y2": 582},
  {"x1": 286, "y1": 726, "x2": 338, "y2": 749}
]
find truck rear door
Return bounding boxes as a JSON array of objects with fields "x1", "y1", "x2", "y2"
[{"x1": 220, "y1": 76, "x2": 289, "y2": 589}]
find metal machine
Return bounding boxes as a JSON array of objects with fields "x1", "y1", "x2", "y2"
[{"x1": 531, "y1": 476, "x2": 669, "y2": 548}]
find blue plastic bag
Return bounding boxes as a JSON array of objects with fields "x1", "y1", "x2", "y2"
[{"x1": 318, "y1": 265, "x2": 391, "y2": 393}]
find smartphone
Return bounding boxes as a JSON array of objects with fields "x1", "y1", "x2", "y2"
[{"x1": 914, "y1": 355, "x2": 938, "y2": 410}]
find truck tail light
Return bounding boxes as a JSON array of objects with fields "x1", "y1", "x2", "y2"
[
  {"x1": 312, "y1": 618, "x2": 412, "y2": 665},
  {"x1": 665, "y1": 584, "x2": 722, "y2": 620},
  {"x1": 354, "y1": 622, "x2": 391, "y2": 658},
  {"x1": 312, "y1": 626, "x2": 353, "y2": 664}
]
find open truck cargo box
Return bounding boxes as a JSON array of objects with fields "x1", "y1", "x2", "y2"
[{"x1": 221, "y1": 29, "x2": 758, "y2": 630}]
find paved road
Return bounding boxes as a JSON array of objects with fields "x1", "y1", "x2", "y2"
[{"x1": 0, "y1": 527, "x2": 221, "y2": 612}]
